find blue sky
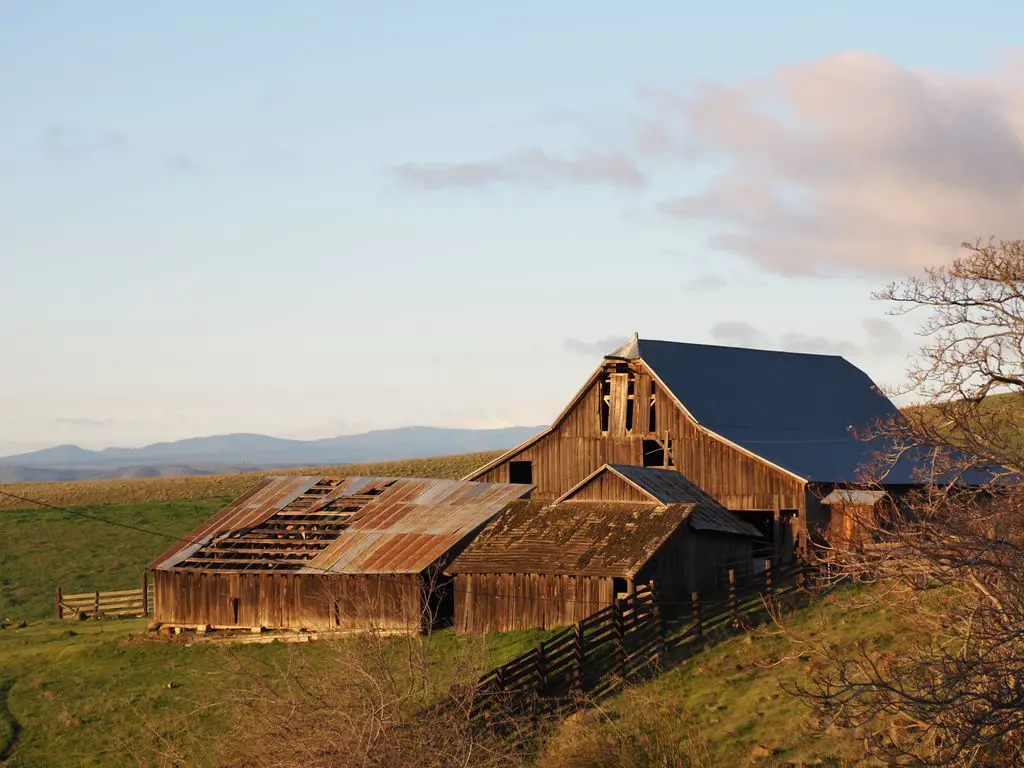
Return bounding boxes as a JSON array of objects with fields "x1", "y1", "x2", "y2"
[{"x1": 2, "y1": 2, "x2": 1023, "y2": 452}]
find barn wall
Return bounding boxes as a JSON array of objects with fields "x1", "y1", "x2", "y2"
[
  {"x1": 473, "y1": 361, "x2": 806, "y2": 516},
  {"x1": 454, "y1": 572, "x2": 615, "y2": 634},
  {"x1": 152, "y1": 570, "x2": 428, "y2": 632},
  {"x1": 564, "y1": 471, "x2": 650, "y2": 502},
  {"x1": 635, "y1": 530, "x2": 757, "y2": 602}
]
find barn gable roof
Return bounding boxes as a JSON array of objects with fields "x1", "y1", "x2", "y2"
[
  {"x1": 631, "y1": 337, "x2": 907, "y2": 483},
  {"x1": 448, "y1": 488, "x2": 762, "y2": 578},
  {"x1": 150, "y1": 475, "x2": 532, "y2": 575}
]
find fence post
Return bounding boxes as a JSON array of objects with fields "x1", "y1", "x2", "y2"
[
  {"x1": 94, "y1": 590, "x2": 101, "y2": 619},
  {"x1": 728, "y1": 569, "x2": 738, "y2": 623},
  {"x1": 764, "y1": 558, "x2": 774, "y2": 605},
  {"x1": 691, "y1": 591, "x2": 702, "y2": 637},
  {"x1": 55, "y1": 586, "x2": 63, "y2": 620},
  {"x1": 141, "y1": 572, "x2": 149, "y2": 618},
  {"x1": 573, "y1": 621, "x2": 584, "y2": 691},
  {"x1": 650, "y1": 582, "x2": 664, "y2": 669},
  {"x1": 613, "y1": 600, "x2": 625, "y2": 679},
  {"x1": 536, "y1": 642, "x2": 547, "y2": 697}
]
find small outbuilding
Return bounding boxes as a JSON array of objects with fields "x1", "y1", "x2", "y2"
[
  {"x1": 820, "y1": 489, "x2": 892, "y2": 549},
  {"x1": 149, "y1": 475, "x2": 532, "y2": 633},
  {"x1": 447, "y1": 464, "x2": 764, "y2": 634}
]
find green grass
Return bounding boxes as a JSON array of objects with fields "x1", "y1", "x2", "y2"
[
  {"x1": 542, "y1": 586, "x2": 911, "y2": 767},
  {"x1": 0, "y1": 451, "x2": 501, "y2": 511},
  {"x1": 0, "y1": 618, "x2": 549, "y2": 767},
  {"x1": 0, "y1": 499, "x2": 229, "y2": 623}
]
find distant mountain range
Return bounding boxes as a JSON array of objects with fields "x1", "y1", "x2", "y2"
[{"x1": 0, "y1": 426, "x2": 544, "y2": 484}]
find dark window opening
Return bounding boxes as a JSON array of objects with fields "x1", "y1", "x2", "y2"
[
  {"x1": 648, "y1": 382, "x2": 657, "y2": 433},
  {"x1": 612, "y1": 577, "x2": 628, "y2": 598},
  {"x1": 642, "y1": 439, "x2": 664, "y2": 467},
  {"x1": 231, "y1": 597, "x2": 240, "y2": 625},
  {"x1": 333, "y1": 601, "x2": 341, "y2": 627},
  {"x1": 625, "y1": 373, "x2": 636, "y2": 432},
  {"x1": 642, "y1": 439, "x2": 674, "y2": 467},
  {"x1": 509, "y1": 460, "x2": 533, "y2": 485},
  {"x1": 600, "y1": 374, "x2": 611, "y2": 432}
]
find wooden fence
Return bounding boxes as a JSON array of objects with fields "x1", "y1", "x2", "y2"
[
  {"x1": 470, "y1": 559, "x2": 822, "y2": 722},
  {"x1": 55, "y1": 573, "x2": 153, "y2": 620}
]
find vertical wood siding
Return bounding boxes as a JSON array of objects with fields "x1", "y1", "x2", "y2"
[
  {"x1": 454, "y1": 573, "x2": 614, "y2": 633},
  {"x1": 475, "y1": 361, "x2": 806, "y2": 514},
  {"x1": 152, "y1": 570, "x2": 428, "y2": 632}
]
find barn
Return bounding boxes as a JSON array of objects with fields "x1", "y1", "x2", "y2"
[
  {"x1": 466, "y1": 334, "x2": 922, "y2": 559},
  {"x1": 149, "y1": 475, "x2": 532, "y2": 633},
  {"x1": 447, "y1": 464, "x2": 764, "y2": 633}
]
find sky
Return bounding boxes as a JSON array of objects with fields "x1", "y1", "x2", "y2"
[{"x1": 2, "y1": 1, "x2": 1023, "y2": 454}]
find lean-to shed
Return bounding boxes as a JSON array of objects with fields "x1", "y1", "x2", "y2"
[
  {"x1": 149, "y1": 475, "x2": 532, "y2": 633},
  {"x1": 447, "y1": 464, "x2": 763, "y2": 633}
]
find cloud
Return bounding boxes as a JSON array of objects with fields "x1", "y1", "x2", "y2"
[
  {"x1": 390, "y1": 148, "x2": 645, "y2": 190},
  {"x1": 710, "y1": 318, "x2": 906, "y2": 357},
  {"x1": 709, "y1": 321, "x2": 768, "y2": 348},
  {"x1": 681, "y1": 275, "x2": 729, "y2": 291},
  {"x1": 164, "y1": 152, "x2": 208, "y2": 175},
  {"x1": 53, "y1": 417, "x2": 114, "y2": 429},
  {"x1": 563, "y1": 335, "x2": 630, "y2": 356},
  {"x1": 654, "y1": 52, "x2": 1024, "y2": 276},
  {"x1": 41, "y1": 126, "x2": 128, "y2": 163}
]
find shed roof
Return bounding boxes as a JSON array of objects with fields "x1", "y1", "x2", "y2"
[
  {"x1": 447, "y1": 496, "x2": 762, "y2": 578},
  {"x1": 617, "y1": 337, "x2": 912, "y2": 484},
  {"x1": 150, "y1": 475, "x2": 532, "y2": 574}
]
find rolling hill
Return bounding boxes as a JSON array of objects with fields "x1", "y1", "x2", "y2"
[{"x1": 0, "y1": 425, "x2": 542, "y2": 483}]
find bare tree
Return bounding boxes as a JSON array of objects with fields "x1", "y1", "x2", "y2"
[{"x1": 797, "y1": 240, "x2": 1024, "y2": 766}]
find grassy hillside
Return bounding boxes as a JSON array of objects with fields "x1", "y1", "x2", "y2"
[
  {"x1": 0, "y1": 451, "x2": 501, "y2": 510},
  {"x1": 0, "y1": 499, "x2": 227, "y2": 622},
  {"x1": 539, "y1": 586, "x2": 907, "y2": 767}
]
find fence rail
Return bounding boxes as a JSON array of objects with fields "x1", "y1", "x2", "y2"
[
  {"x1": 470, "y1": 559, "x2": 823, "y2": 722},
  {"x1": 55, "y1": 573, "x2": 153, "y2": 620}
]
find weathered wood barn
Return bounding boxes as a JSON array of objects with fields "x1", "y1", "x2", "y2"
[
  {"x1": 149, "y1": 475, "x2": 532, "y2": 633},
  {"x1": 447, "y1": 464, "x2": 764, "y2": 633},
  {"x1": 467, "y1": 334, "x2": 920, "y2": 557}
]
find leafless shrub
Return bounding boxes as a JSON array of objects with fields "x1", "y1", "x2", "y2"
[{"x1": 791, "y1": 240, "x2": 1024, "y2": 766}]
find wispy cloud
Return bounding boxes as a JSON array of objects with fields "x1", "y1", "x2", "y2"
[
  {"x1": 53, "y1": 417, "x2": 114, "y2": 429},
  {"x1": 163, "y1": 152, "x2": 208, "y2": 175},
  {"x1": 710, "y1": 318, "x2": 907, "y2": 357},
  {"x1": 41, "y1": 125, "x2": 128, "y2": 163},
  {"x1": 389, "y1": 148, "x2": 646, "y2": 191},
  {"x1": 563, "y1": 335, "x2": 630, "y2": 356},
  {"x1": 397, "y1": 51, "x2": 1024, "y2": 277}
]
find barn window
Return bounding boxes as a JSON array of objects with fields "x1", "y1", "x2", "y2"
[
  {"x1": 648, "y1": 382, "x2": 657, "y2": 433},
  {"x1": 642, "y1": 440, "x2": 664, "y2": 467},
  {"x1": 509, "y1": 460, "x2": 533, "y2": 485},
  {"x1": 333, "y1": 601, "x2": 341, "y2": 627},
  {"x1": 231, "y1": 597, "x2": 240, "y2": 625},
  {"x1": 600, "y1": 374, "x2": 611, "y2": 432}
]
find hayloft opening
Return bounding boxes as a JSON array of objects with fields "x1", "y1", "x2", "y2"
[
  {"x1": 600, "y1": 374, "x2": 611, "y2": 432},
  {"x1": 625, "y1": 374, "x2": 635, "y2": 432},
  {"x1": 509, "y1": 460, "x2": 533, "y2": 485},
  {"x1": 642, "y1": 439, "x2": 673, "y2": 467},
  {"x1": 648, "y1": 382, "x2": 657, "y2": 433}
]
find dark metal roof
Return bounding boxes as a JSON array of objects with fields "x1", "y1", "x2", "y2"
[
  {"x1": 629, "y1": 338, "x2": 914, "y2": 484},
  {"x1": 151, "y1": 476, "x2": 532, "y2": 574},
  {"x1": 558, "y1": 464, "x2": 763, "y2": 539}
]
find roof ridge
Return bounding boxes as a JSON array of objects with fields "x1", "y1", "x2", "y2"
[{"x1": 638, "y1": 337, "x2": 848, "y2": 360}]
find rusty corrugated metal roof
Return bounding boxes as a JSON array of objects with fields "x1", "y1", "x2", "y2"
[{"x1": 151, "y1": 476, "x2": 532, "y2": 574}]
